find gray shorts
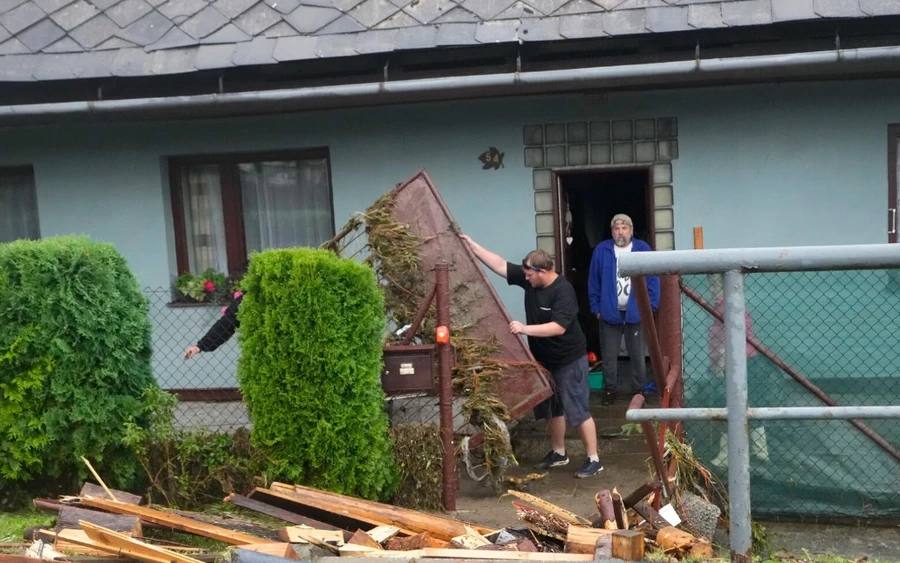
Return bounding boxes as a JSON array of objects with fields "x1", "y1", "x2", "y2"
[{"x1": 533, "y1": 356, "x2": 591, "y2": 427}]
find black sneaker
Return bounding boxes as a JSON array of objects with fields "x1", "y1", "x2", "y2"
[
  {"x1": 535, "y1": 450, "x2": 569, "y2": 469},
  {"x1": 575, "y1": 458, "x2": 604, "y2": 478},
  {"x1": 601, "y1": 391, "x2": 616, "y2": 406}
]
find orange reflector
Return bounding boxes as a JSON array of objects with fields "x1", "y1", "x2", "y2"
[{"x1": 436, "y1": 325, "x2": 450, "y2": 344}]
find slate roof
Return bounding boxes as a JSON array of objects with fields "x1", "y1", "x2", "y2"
[{"x1": 0, "y1": 0, "x2": 896, "y2": 82}]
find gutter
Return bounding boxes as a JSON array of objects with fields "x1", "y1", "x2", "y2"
[{"x1": 2, "y1": 44, "x2": 900, "y2": 125}]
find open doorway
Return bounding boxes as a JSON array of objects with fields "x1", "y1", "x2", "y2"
[{"x1": 552, "y1": 168, "x2": 654, "y2": 365}]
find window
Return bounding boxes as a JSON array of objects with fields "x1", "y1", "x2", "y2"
[
  {"x1": 890, "y1": 125, "x2": 900, "y2": 243},
  {"x1": 0, "y1": 166, "x2": 40, "y2": 243},
  {"x1": 169, "y1": 150, "x2": 335, "y2": 275}
]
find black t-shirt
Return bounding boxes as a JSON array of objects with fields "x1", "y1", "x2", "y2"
[{"x1": 506, "y1": 262, "x2": 586, "y2": 369}]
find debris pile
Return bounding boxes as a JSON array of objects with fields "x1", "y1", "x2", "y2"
[{"x1": 8, "y1": 476, "x2": 718, "y2": 563}]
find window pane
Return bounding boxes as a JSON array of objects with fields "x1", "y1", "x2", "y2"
[
  {"x1": 239, "y1": 158, "x2": 333, "y2": 253},
  {"x1": 0, "y1": 168, "x2": 40, "y2": 243},
  {"x1": 180, "y1": 165, "x2": 228, "y2": 273}
]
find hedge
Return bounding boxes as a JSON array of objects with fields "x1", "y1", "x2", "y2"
[
  {"x1": 237, "y1": 248, "x2": 398, "y2": 501},
  {"x1": 0, "y1": 236, "x2": 155, "y2": 498}
]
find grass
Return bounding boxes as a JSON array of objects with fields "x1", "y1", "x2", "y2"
[{"x1": 0, "y1": 507, "x2": 54, "y2": 544}]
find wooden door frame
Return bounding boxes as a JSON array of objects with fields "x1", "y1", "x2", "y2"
[{"x1": 550, "y1": 165, "x2": 655, "y2": 274}]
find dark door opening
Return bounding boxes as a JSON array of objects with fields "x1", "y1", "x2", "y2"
[{"x1": 553, "y1": 168, "x2": 654, "y2": 363}]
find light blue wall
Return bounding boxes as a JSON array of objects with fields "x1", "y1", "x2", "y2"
[{"x1": 3, "y1": 78, "x2": 899, "y2": 387}]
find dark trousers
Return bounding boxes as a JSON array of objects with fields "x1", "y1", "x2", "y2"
[{"x1": 600, "y1": 313, "x2": 647, "y2": 394}]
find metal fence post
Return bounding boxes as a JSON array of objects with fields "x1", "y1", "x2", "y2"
[
  {"x1": 435, "y1": 263, "x2": 456, "y2": 512},
  {"x1": 724, "y1": 269, "x2": 752, "y2": 562}
]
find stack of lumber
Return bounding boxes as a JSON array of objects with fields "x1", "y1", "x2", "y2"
[{"x1": 9, "y1": 479, "x2": 713, "y2": 563}]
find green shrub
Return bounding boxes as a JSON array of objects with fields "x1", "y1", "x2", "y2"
[
  {"x1": 237, "y1": 248, "x2": 398, "y2": 501},
  {"x1": 123, "y1": 387, "x2": 270, "y2": 509},
  {"x1": 0, "y1": 235, "x2": 155, "y2": 500}
]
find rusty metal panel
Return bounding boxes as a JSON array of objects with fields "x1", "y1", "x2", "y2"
[
  {"x1": 388, "y1": 170, "x2": 553, "y2": 424},
  {"x1": 382, "y1": 345, "x2": 436, "y2": 396}
]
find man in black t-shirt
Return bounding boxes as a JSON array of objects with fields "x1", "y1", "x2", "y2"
[{"x1": 460, "y1": 234, "x2": 603, "y2": 479}]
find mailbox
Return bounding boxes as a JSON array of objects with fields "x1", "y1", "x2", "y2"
[{"x1": 381, "y1": 345, "x2": 436, "y2": 396}]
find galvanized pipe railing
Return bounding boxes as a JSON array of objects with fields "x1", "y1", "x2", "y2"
[{"x1": 620, "y1": 243, "x2": 900, "y2": 563}]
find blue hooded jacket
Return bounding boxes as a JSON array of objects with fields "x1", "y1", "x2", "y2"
[{"x1": 588, "y1": 238, "x2": 659, "y2": 325}]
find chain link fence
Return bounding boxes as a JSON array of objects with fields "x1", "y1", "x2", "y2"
[
  {"x1": 680, "y1": 270, "x2": 900, "y2": 518},
  {"x1": 146, "y1": 287, "x2": 250, "y2": 431}
]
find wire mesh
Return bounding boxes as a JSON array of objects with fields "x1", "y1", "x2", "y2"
[{"x1": 680, "y1": 270, "x2": 900, "y2": 518}]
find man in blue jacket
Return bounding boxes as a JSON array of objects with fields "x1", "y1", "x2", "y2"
[{"x1": 588, "y1": 214, "x2": 659, "y2": 405}]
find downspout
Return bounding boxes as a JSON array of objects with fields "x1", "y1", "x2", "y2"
[{"x1": 2, "y1": 44, "x2": 900, "y2": 120}]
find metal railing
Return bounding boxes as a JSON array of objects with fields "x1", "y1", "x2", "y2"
[{"x1": 620, "y1": 243, "x2": 900, "y2": 563}]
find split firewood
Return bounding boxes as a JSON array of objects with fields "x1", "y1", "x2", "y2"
[
  {"x1": 450, "y1": 525, "x2": 492, "y2": 550},
  {"x1": 512, "y1": 502, "x2": 568, "y2": 541},
  {"x1": 563, "y1": 526, "x2": 615, "y2": 554},
  {"x1": 79, "y1": 521, "x2": 204, "y2": 563},
  {"x1": 365, "y1": 525, "x2": 400, "y2": 544},
  {"x1": 56, "y1": 506, "x2": 142, "y2": 536},
  {"x1": 78, "y1": 497, "x2": 274, "y2": 545},
  {"x1": 347, "y1": 529, "x2": 383, "y2": 550},
  {"x1": 593, "y1": 491, "x2": 617, "y2": 530},
  {"x1": 657, "y1": 526, "x2": 713, "y2": 559},
  {"x1": 611, "y1": 530, "x2": 644, "y2": 561},
  {"x1": 80, "y1": 482, "x2": 143, "y2": 504},
  {"x1": 611, "y1": 488, "x2": 629, "y2": 530},
  {"x1": 505, "y1": 490, "x2": 591, "y2": 527},
  {"x1": 385, "y1": 532, "x2": 447, "y2": 551}
]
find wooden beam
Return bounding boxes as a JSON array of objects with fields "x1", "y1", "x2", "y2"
[
  {"x1": 235, "y1": 543, "x2": 299, "y2": 560},
  {"x1": 247, "y1": 488, "x2": 388, "y2": 535},
  {"x1": 611, "y1": 530, "x2": 644, "y2": 561},
  {"x1": 78, "y1": 497, "x2": 274, "y2": 545},
  {"x1": 79, "y1": 522, "x2": 205, "y2": 563},
  {"x1": 225, "y1": 494, "x2": 344, "y2": 532}
]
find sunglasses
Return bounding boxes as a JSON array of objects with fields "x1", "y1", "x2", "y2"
[{"x1": 522, "y1": 261, "x2": 543, "y2": 272}]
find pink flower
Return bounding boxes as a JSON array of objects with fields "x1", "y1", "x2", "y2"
[
  {"x1": 221, "y1": 307, "x2": 228, "y2": 315},
  {"x1": 234, "y1": 291, "x2": 244, "y2": 299},
  {"x1": 203, "y1": 280, "x2": 215, "y2": 292}
]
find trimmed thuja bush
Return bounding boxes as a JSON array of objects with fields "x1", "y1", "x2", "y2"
[
  {"x1": 0, "y1": 236, "x2": 156, "y2": 503},
  {"x1": 237, "y1": 248, "x2": 399, "y2": 501}
]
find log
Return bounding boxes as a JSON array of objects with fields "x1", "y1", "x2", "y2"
[
  {"x1": 611, "y1": 489, "x2": 629, "y2": 531},
  {"x1": 225, "y1": 494, "x2": 345, "y2": 533},
  {"x1": 611, "y1": 530, "x2": 644, "y2": 561},
  {"x1": 263, "y1": 484, "x2": 491, "y2": 542},
  {"x1": 347, "y1": 530, "x2": 383, "y2": 550},
  {"x1": 593, "y1": 491, "x2": 617, "y2": 530},
  {"x1": 80, "y1": 483, "x2": 142, "y2": 505},
  {"x1": 78, "y1": 497, "x2": 275, "y2": 545},
  {"x1": 33, "y1": 499, "x2": 65, "y2": 513},
  {"x1": 57, "y1": 506, "x2": 142, "y2": 536},
  {"x1": 563, "y1": 526, "x2": 614, "y2": 554}
]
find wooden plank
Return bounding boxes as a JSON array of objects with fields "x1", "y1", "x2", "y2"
[
  {"x1": 611, "y1": 530, "x2": 644, "y2": 561},
  {"x1": 78, "y1": 497, "x2": 274, "y2": 546},
  {"x1": 622, "y1": 482, "x2": 658, "y2": 509},
  {"x1": 339, "y1": 546, "x2": 422, "y2": 558},
  {"x1": 57, "y1": 506, "x2": 142, "y2": 535},
  {"x1": 347, "y1": 530, "x2": 383, "y2": 550},
  {"x1": 235, "y1": 543, "x2": 298, "y2": 560},
  {"x1": 564, "y1": 526, "x2": 615, "y2": 554},
  {"x1": 421, "y1": 549, "x2": 594, "y2": 561},
  {"x1": 80, "y1": 483, "x2": 142, "y2": 505},
  {"x1": 260, "y1": 485, "x2": 475, "y2": 541},
  {"x1": 366, "y1": 526, "x2": 400, "y2": 544},
  {"x1": 632, "y1": 500, "x2": 668, "y2": 531},
  {"x1": 505, "y1": 491, "x2": 591, "y2": 528},
  {"x1": 279, "y1": 527, "x2": 345, "y2": 545},
  {"x1": 79, "y1": 522, "x2": 203, "y2": 563},
  {"x1": 248, "y1": 488, "x2": 393, "y2": 536},
  {"x1": 225, "y1": 494, "x2": 344, "y2": 532}
]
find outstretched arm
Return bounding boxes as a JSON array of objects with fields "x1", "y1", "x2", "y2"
[
  {"x1": 460, "y1": 234, "x2": 508, "y2": 279},
  {"x1": 184, "y1": 295, "x2": 242, "y2": 359}
]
